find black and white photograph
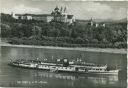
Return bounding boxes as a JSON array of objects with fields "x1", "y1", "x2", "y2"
[{"x1": 0, "y1": 0, "x2": 127, "y2": 88}]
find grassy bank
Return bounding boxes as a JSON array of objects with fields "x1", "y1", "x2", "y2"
[{"x1": 0, "y1": 40, "x2": 127, "y2": 54}]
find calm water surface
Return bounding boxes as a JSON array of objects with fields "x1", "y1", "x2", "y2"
[{"x1": 0, "y1": 46, "x2": 127, "y2": 88}]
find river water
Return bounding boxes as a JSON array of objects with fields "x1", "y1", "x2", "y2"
[{"x1": 0, "y1": 46, "x2": 127, "y2": 88}]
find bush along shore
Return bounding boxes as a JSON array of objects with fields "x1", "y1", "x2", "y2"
[
  {"x1": 1, "y1": 13, "x2": 127, "y2": 49},
  {"x1": 6, "y1": 37, "x2": 126, "y2": 49}
]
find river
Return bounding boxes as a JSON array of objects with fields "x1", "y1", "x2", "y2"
[{"x1": 0, "y1": 46, "x2": 127, "y2": 88}]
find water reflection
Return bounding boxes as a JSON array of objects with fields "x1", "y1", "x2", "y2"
[
  {"x1": 33, "y1": 71, "x2": 119, "y2": 86},
  {"x1": 34, "y1": 72, "x2": 76, "y2": 80},
  {"x1": 87, "y1": 75, "x2": 118, "y2": 85}
]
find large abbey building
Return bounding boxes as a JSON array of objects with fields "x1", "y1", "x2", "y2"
[{"x1": 12, "y1": 6, "x2": 75, "y2": 24}]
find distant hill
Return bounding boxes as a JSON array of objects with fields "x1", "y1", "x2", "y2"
[
  {"x1": 116, "y1": 18, "x2": 127, "y2": 23},
  {"x1": 76, "y1": 18, "x2": 127, "y2": 23}
]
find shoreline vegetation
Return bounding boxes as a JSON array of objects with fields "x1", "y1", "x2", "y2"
[
  {"x1": 0, "y1": 41, "x2": 127, "y2": 54},
  {"x1": 1, "y1": 13, "x2": 127, "y2": 54}
]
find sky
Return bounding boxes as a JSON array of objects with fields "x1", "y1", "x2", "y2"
[{"x1": 1, "y1": 0, "x2": 127, "y2": 20}]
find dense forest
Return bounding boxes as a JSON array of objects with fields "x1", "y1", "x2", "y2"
[{"x1": 1, "y1": 13, "x2": 127, "y2": 48}]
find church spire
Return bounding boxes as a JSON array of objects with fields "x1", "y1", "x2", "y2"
[
  {"x1": 54, "y1": 6, "x2": 59, "y2": 11},
  {"x1": 91, "y1": 17, "x2": 93, "y2": 21},
  {"x1": 60, "y1": 6, "x2": 63, "y2": 12},
  {"x1": 64, "y1": 6, "x2": 67, "y2": 12}
]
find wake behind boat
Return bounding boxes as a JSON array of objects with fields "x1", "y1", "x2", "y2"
[{"x1": 8, "y1": 58, "x2": 120, "y2": 75}]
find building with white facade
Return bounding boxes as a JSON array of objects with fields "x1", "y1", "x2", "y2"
[{"x1": 12, "y1": 6, "x2": 75, "y2": 24}]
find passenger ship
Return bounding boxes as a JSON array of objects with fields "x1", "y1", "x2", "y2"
[{"x1": 8, "y1": 58, "x2": 120, "y2": 75}]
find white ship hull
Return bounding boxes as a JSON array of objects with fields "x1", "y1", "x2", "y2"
[{"x1": 8, "y1": 60, "x2": 120, "y2": 75}]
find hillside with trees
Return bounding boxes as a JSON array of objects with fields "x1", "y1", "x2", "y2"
[{"x1": 1, "y1": 13, "x2": 127, "y2": 48}]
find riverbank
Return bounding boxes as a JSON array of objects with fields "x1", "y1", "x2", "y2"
[{"x1": 0, "y1": 41, "x2": 127, "y2": 54}]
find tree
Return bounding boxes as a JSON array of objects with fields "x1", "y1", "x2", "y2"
[
  {"x1": 32, "y1": 26, "x2": 42, "y2": 37},
  {"x1": 1, "y1": 24, "x2": 11, "y2": 37}
]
